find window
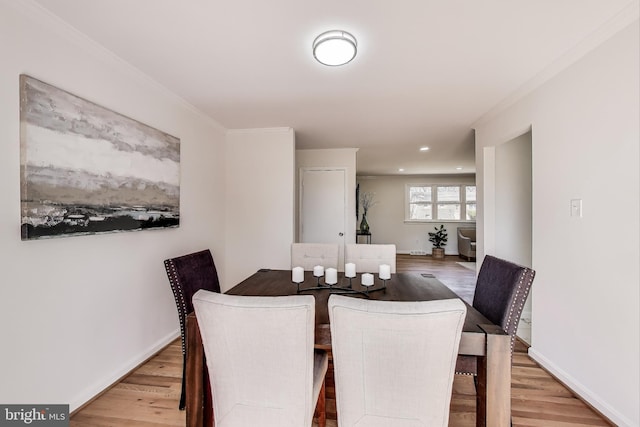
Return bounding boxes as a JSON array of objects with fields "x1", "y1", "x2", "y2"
[
  {"x1": 406, "y1": 184, "x2": 476, "y2": 222},
  {"x1": 408, "y1": 186, "x2": 432, "y2": 220},
  {"x1": 465, "y1": 186, "x2": 476, "y2": 221}
]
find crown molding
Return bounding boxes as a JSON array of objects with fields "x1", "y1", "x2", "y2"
[
  {"x1": 473, "y1": 1, "x2": 639, "y2": 128},
  {"x1": 226, "y1": 127, "x2": 294, "y2": 135},
  {"x1": 8, "y1": 0, "x2": 225, "y2": 132}
]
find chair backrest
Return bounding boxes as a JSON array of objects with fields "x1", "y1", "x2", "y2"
[
  {"x1": 344, "y1": 243, "x2": 396, "y2": 273},
  {"x1": 164, "y1": 249, "x2": 220, "y2": 354},
  {"x1": 193, "y1": 291, "x2": 317, "y2": 427},
  {"x1": 458, "y1": 227, "x2": 476, "y2": 241},
  {"x1": 473, "y1": 255, "x2": 535, "y2": 352},
  {"x1": 291, "y1": 243, "x2": 339, "y2": 270},
  {"x1": 328, "y1": 295, "x2": 466, "y2": 427}
]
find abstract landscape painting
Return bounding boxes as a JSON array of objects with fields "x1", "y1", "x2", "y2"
[{"x1": 20, "y1": 75, "x2": 180, "y2": 240}]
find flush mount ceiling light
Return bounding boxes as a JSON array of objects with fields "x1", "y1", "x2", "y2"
[{"x1": 313, "y1": 30, "x2": 357, "y2": 66}]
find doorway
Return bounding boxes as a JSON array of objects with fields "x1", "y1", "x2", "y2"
[{"x1": 494, "y1": 130, "x2": 533, "y2": 344}]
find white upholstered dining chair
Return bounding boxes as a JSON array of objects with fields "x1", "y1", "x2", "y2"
[
  {"x1": 344, "y1": 243, "x2": 396, "y2": 273},
  {"x1": 192, "y1": 290, "x2": 328, "y2": 427},
  {"x1": 328, "y1": 294, "x2": 466, "y2": 427},
  {"x1": 291, "y1": 243, "x2": 340, "y2": 270}
]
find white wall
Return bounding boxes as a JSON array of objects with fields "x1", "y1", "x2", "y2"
[
  {"x1": 357, "y1": 175, "x2": 475, "y2": 255},
  {"x1": 495, "y1": 132, "x2": 532, "y2": 267},
  {"x1": 0, "y1": 1, "x2": 226, "y2": 411},
  {"x1": 475, "y1": 21, "x2": 639, "y2": 427},
  {"x1": 225, "y1": 128, "x2": 295, "y2": 290}
]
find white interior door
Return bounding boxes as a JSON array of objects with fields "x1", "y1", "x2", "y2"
[{"x1": 300, "y1": 168, "x2": 346, "y2": 248}]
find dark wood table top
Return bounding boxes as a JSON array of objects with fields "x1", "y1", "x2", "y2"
[{"x1": 226, "y1": 269, "x2": 493, "y2": 351}]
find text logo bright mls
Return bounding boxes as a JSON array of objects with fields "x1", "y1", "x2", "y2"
[{"x1": 1, "y1": 405, "x2": 68, "y2": 426}]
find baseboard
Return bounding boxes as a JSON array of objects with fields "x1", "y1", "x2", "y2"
[
  {"x1": 69, "y1": 329, "x2": 180, "y2": 413},
  {"x1": 528, "y1": 347, "x2": 630, "y2": 426}
]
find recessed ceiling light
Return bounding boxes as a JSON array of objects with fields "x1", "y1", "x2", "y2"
[
  {"x1": 313, "y1": 30, "x2": 357, "y2": 66},
  {"x1": 419, "y1": 146, "x2": 430, "y2": 152},
  {"x1": 456, "y1": 166, "x2": 463, "y2": 170},
  {"x1": 398, "y1": 168, "x2": 405, "y2": 172}
]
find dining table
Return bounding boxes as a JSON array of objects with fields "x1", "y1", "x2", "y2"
[{"x1": 185, "y1": 269, "x2": 511, "y2": 427}]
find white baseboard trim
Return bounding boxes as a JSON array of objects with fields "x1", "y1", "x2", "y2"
[
  {"x1": 69, "y1": 329, "x2": 180, "y2": 413},
  {"x1": 528, "y1": 347, "x2": 634, "y2": 427}
]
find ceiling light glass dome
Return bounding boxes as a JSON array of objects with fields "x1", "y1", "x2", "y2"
[{"x1": 313, "y1": 30, "x2": 357, "y2": 66}]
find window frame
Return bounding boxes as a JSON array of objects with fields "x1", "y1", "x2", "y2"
[{"x1": 405, "y1": 183, "x2": 477, "y2": 223}]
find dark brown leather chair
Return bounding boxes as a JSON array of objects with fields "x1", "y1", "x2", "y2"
[
  {"x1": 456, "y1": 255, "x2": 535, "y2": 376},
  {"x1": 164, "y1": 249, "x2": 221, "y2": 410}
]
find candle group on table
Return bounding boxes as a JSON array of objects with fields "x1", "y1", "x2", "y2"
[{"x1": 292, "y1": 263, "x2": 391, "y2": 288}]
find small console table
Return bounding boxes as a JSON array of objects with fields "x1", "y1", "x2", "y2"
[{"x1": 356, "y1": 231, "x2": 372, "y2": 244}]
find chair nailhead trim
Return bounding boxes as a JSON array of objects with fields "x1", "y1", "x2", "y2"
[
  {"x1": 164, "y1": 259, "x2": 188, "y2": 355},
  {"x1": 504, "y1": 268, "x2": 535, "y2": 355}
]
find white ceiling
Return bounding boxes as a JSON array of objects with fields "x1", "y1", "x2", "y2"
[{"x1": 32, "y1": 0, "x2": 635, "y2": 175}]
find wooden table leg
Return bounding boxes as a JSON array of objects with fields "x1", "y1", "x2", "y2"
[
  {"x1": 186, "y1": 313, "x2": 204, "y2": 427},
  {"x1": 315, "y1": 379, "x2": 326, "y2": 427},
  {"x1": 476, "y1": 324, "x2": 511, "y2": 427}
]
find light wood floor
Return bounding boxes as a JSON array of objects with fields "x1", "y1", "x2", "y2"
[{"x1": 71, "y1": 255, "x2": 612, "y2": 426}]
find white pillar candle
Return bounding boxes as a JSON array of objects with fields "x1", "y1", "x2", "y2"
[
  {"x1": 345, "y1": 263, "x2": 356, "y2": 278},
  {"x1": 313, "y1": 265, "x2": 324, "y2": 277},
  {"x1": 292, "y1": 266, "x2": 304, "y2": 283},
  {"x1": 325, "y1": 268, "x2": 338, "y2": 284},
  {"x1": 379, "y1": 264, "x2": 391, "y2": 280},
  {"x1": 361, "y1": 273, "x2": 374, "y2": 287}
]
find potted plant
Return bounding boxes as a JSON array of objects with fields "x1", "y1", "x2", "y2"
[{"x1": 428, "y1": 225, "x2": 448, "y2": 259}]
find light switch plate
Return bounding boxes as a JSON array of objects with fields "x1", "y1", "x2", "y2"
[{"x1": 570, "y1": 199, "x2": 582, "y2": 217}]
